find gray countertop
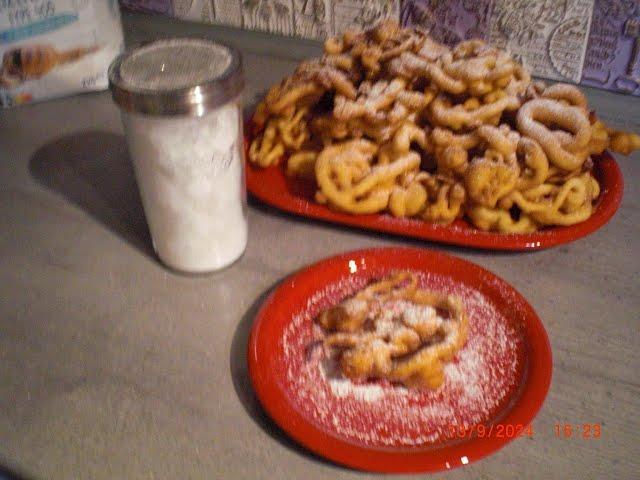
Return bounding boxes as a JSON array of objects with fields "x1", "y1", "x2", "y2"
[{"x1": 1, "y1": 12, "x2": 639, "y2": 480}]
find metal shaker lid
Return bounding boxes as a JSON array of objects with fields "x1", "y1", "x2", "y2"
[{"x1": 109, "y1": 38, "x2": 244, "y2": 116}]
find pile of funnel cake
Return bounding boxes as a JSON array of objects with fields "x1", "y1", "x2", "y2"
[{"x1": 249, "y1": 20, "x2": 640, "y2": 233}]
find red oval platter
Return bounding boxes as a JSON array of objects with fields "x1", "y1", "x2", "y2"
[
  {"x1": 248, "y1": 247, "x2": 552, "y2": 473},
  {"x1": 245, "y1": 135, "x2": 623, "y2": 250}
]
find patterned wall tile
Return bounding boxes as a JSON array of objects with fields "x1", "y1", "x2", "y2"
[
  {"x1": 293, "y1": 0, "x2": 331, "y2": 40},
  {"x1": 487, "y1": 0, "x2": 595, "y2": 83},
  {"x1": 172, "y1": 0, "x2": 213, "y2": 22},
  {"x1": 582, "y1": 0, "x2": 640, "y2": 95},
  {"x1": 330, "y1": 0, "x2": 399, "y2": 36},
  {"x1": 211, "y1": 0, "x2": 243, "y2": 27},
  {"x1": 120, "y1": 0, "x2": 640, "y2": 95},
  {"x1": 400, "y1": 0, "x2": 493, "y2": 45},
  {"x1": 240, "y1": 0, "x2": 295, "y2": 35}
]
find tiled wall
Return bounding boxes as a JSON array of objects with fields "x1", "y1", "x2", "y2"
[
  {"x1": 120, "y1": 0, "x2": 640, "y2": 96},
  {"x1": 122, "y1": 0, "x2": 400, "y2": 38}
]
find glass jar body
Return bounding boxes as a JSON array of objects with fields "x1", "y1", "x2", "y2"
[{"x1": 121, "y1": 97, "x2": 247, "y2": 273}]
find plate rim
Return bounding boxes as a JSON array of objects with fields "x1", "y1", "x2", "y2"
[
  {"x1": 244, "y1": 131, "x2": 624, "y2": 251},
  {"x1": 247, "y1": 247, "x2": 553, "y2": 473}
]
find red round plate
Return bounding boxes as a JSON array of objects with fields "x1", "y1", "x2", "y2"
[
  {"x1": 248, "y1": 247, "x2": 552, "y2": 473},
  {"x1": 245, "y1": 131, "x2": 623, "y2": 250}
]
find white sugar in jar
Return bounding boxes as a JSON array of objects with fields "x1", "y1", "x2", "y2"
[{"x1": 109, "y1": 39, "x2": 247, "y2": 273}]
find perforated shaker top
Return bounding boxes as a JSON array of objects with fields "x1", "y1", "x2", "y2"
[{"x1": 109, "y1": 38, "x2": 243, "y2": 116}]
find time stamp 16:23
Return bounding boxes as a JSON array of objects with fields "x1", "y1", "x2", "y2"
[{"x1": 554, "y1": 423, "x2": 602, "y2": 439}]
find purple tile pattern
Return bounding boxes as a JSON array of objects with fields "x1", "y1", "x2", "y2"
[
  {"x1": 402, "y1": 0, "x2": 595, "y2": 84},
  {"x1": 400, "y1": 0, "x2": 493, "y2": 46},
  {"x1": 582, "y1": 0, "x2": 640, "y2": 95}
]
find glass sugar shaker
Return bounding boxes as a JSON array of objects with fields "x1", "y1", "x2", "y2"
[{"x1": 109, "y1": 38, "x2": 247, "y2": 273}]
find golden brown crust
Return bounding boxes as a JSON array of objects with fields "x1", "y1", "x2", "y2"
[{"x1": 317, "y1": 272, "x2": 467, "y2": 390}]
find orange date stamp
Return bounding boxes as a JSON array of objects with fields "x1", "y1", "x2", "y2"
[{"x1": 445, "y1": 423, "x2": 534, "y2": 440}]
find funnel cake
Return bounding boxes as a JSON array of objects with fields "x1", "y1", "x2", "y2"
[
  {"x1": 317, "y1": 272, "x2": 468, "y2": 389},
  {"x1": 248, "y1": 19, "x2": 639, "y2": 233}
]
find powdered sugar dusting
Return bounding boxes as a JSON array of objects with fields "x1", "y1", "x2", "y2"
[
  {"x1": 280, "y1": 271, "x2": 526, "y2": 447},
  {"x1": 403, "y1": 303, "x2": 439, "y2": 327},
  {"x1": 320, "y1": 359, "x2": 386, "y2": 402}
]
